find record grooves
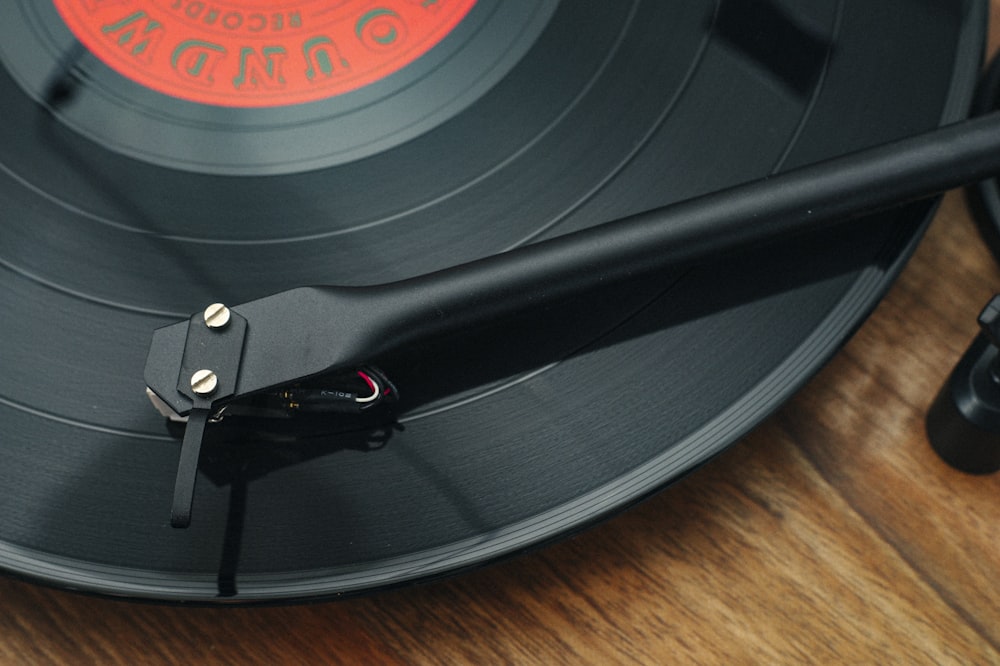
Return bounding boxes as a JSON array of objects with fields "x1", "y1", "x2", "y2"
[{"x1": 0, "y1": 0, "x2": 987, "y2": 601}]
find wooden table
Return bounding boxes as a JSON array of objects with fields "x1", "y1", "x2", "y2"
[{"x1": 4, "y1": 10, "x2": 1000, "y2": 666}]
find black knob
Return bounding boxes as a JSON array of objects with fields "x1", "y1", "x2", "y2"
[{"x1": 926, "y1": 295, "x2": 1000, "y2": 474}]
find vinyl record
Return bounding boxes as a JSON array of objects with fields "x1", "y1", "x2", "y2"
[{"x1": 0, "y1": 0, "x2": 985, "y2": 601}]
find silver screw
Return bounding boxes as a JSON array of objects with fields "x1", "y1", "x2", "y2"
[
  {"x1": 204, "y1": 303, "x2": 231, "y2": 329},
  {"x1": 191, "y1": 369, "x2": 219, "y2": 396}
]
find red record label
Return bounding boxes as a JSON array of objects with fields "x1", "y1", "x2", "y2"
[{"x1": 51, "y1": 0, "x2": 477, "y2": 107}]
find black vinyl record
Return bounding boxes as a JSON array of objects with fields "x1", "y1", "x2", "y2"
[{"x1": 0, "y1": 0, "x2": 986, "y2": 601}]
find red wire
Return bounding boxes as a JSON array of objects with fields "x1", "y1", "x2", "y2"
[
  {"x1": 357, "y1": 370, "x2": 377, "y2": 396},
  {"x1": 357, "y1": 369, "x2": 391, "y2": 397}
]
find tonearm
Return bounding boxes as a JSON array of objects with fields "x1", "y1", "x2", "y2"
[{"x1": 144, "y1": 111, "x2": 1000, "y2": 527}]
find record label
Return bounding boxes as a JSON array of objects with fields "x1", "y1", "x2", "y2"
[{"x1": 51, "y1": 0, "x2": 477, "y2": 107}]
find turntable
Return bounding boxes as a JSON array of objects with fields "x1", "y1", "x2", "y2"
[{"x1": 0, "y1": 0, "x2": 998, "y2": 631}]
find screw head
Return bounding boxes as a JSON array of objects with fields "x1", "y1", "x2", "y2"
[
  {"x1": 204, "y1": 303, "x2": 231, "y2": 329},
  {"x1": 191, "y1": 369, "x2": 218, "y2": 396}
]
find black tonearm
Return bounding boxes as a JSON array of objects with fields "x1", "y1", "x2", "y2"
[{"x1": 145, "y1": 111, "x2": 1000, "y2": 527}]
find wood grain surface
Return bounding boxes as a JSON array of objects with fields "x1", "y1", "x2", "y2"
[{"x1": 4, "y1": 8, "x2": 1000, "y2": 665}]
